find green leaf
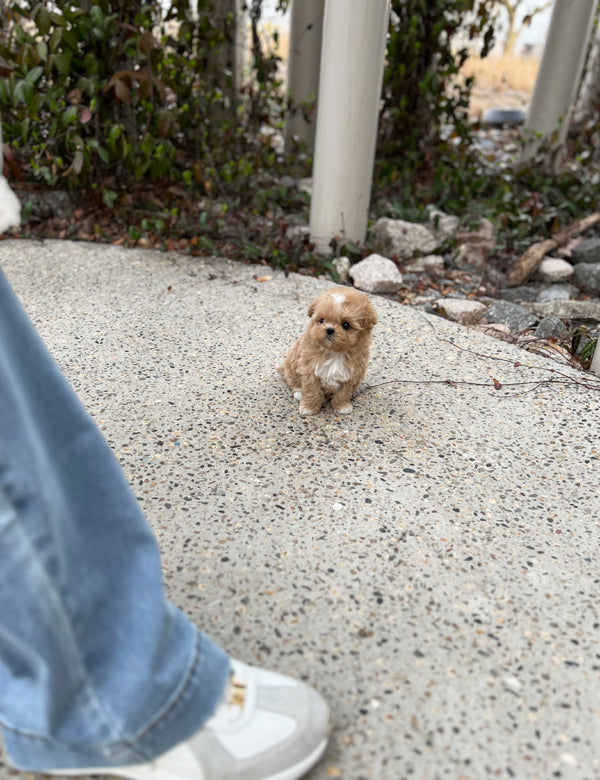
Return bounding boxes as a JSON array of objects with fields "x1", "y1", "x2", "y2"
[
  {"x1": 107, "y1": 124, "x2": 122, "y2": 154},
  {"x1": 62, "y1": 29, "x2": 79, "y2": 51},
  {"x1": 20, "y1": 117, "x2": 30, "y2": 142},
  {"x1": 72, "y1": 149, "x2": 84, "y2": 175},
  {"x1": 52, "y1": 52, "x2": 72, "y2": 77},
  {"x1": 36, "y1": 7, "x2": 53, "y2": 35},
  {"x1": 200, "y1": 236, "x2": 217, "y2": 254},
  {"x1": 102, "y1": 189, "x2": 118, "y2": 208},
  {"x1": 36, "y1": 41, "x2": 48, "y2": 62},
  {"x1": 48, "y1": 27, "x2": 63, "y2": 54},
  {"x1": 26, "y1": 66, "x2": 44, "y2": 85},
  {"x1": 90, "y1": 5, "x2": 104, "y2": 26},
  {"x1": 62, "y1": 106, "x2": 78, "y2": 127},
  {"x1": 97, "y1": 146, "x2": 110, "y2": 164}
]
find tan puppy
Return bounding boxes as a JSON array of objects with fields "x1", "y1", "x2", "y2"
[{"x1": 277, "y1": 286, "x2": 377, "y2": 415}]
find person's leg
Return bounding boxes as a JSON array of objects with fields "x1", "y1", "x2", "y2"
[
  {"x1": 0, "y1": 268, "x2": 329, "y2": 780},
  {"x1": 0, "y1": 267, "x2": 229, "y2": 769}
]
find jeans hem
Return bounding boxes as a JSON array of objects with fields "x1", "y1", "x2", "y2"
[{"x1": 1, "y1": 630, "x2": 230, "y2": 772}]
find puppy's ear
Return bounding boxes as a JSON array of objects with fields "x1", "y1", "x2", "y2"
[
  {"x1": 361, "y1": 300, "x2": 378, "y2": 330},
  {"x1": 307, "y1": 293, "x2": 321, "y2": 318}
]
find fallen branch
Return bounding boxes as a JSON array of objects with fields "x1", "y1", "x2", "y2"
[
  {"x1": 507, "y1": 211, "x2": 600, "y2": 287},
  {"x1": 353, "y1": 333, "x2": 600, "y2": 401},
  {"x1": 354, "y1": 373, "x2": 600, "y2": 400}
]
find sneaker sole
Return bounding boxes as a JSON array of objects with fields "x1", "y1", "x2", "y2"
[{"x1": 41, "y1": 735, "x2": 329, "y2": 780}]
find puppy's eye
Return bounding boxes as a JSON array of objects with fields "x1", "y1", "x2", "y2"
[
  {"x1": 342, "y1": 321, "x2": 351, "y2": 330},
  {"x1": 319, "y1": 318, "x2": 325, "y2": 324}
]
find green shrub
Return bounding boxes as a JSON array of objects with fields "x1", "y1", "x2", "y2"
[{"x1": 0, "y1": 0, "x2": 287, "y2": 203}]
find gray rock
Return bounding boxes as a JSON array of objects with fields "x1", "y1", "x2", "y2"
[
  {"x1": 535, "y1": 257, "x2": 574, "y2": 283},
  {"x1": 403, "y1": 254, "x2": 445, "y2": 272},
  {"x1": 573, "y1": 263, "x2": 600, "y2": 291},
  {"x1": 413, "y1": 290, "x2": 441, "y2": 305},
  {"x1": 536, "y1": 283, "x2": 578, "y2": 303},
  {"x1": 349, "y1": 253, "x2": 403, "y2": 294},
  {"x1": 570, "y1": 238, "x2": 600, "y2": 265},
  {"x1": 426, "y1": 208, "x2": 460, "y2": 240},
  {"x1": 485, "y1": 267, "x2": 507, "y2": 288},
  {"x1": 534, "y1": 316, "x2": 568, "y2": 340},
  {"x1": 454, "y1": 243, "x2": 488, "y2": 269},
  {"x1": 484, "y1": 300, "x2": 538, "y2": 332},
  {"x1": 435, "y1": 298, "x2": 487, "y2": 325},
  {"x1": 453, "y1": 218, "x2": 495, "y2": 269},
  {"x1": 28, "y1": 190, "x2": 74, "y2": 220},
  {"x1": 499, "y1": 286, "x2": 540, "y2": 303},
  {"x1": 529, "y1": 300, "x2": 600, "y2": 321},
  {"x1": 373, "y1": 218, "x2": 439, "y2": 259}
]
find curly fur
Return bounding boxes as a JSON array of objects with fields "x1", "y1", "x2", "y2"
[{"x1": 277, "y1": 286, "x2": 377, "y2": 415}]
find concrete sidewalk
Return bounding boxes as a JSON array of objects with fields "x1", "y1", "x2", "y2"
[{"x1": 1, "y1": 239, "x2": 599, "y2": 780}]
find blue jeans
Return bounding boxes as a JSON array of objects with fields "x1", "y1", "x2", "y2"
[{"x1": 0, "y1": 269, "x2": 230, "y2": 771}]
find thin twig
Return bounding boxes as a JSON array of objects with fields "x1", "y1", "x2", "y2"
[{"x1": 355, "y1": 321, "x2": 600, "y2": 401}]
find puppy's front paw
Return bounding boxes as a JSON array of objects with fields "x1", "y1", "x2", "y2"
[
  {"x1": 333, "y1": 403, "x2": 353, "y2": 415},
  {"x1": 293, "y1": 389, "x2": 303, "y2": 402},
  {"x1": 299, "y1": 403, "x2": 319, "y2": 416}
]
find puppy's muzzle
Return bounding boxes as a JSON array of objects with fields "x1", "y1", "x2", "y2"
[{"x1": 325, "y1": 327, "x2": 335, "y2": 339}]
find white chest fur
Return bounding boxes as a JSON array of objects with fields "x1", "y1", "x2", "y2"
[{"x1": 314, "y1": 353, "x2": 351, "y2": 390}]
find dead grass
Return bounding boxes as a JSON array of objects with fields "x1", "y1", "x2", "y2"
[
  {"x1": 262, "y1": 28, "x2": 540, "y2": 119},
  {"x1": 463, "y1": 55, "x2": 539, "y2": 94},
  {"x1": 461, "y1": 55, "x2": 540, "y2": 117}
]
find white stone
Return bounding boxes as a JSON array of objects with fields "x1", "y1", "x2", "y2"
[
  {"x1": 285, "y1": 224, "x2": 311, "y2": 241},
  {"x1": 349, "y1": 253, "x2": 403, "y2": 294},
  {"x1": 332, "y1": 255, "x2": 351, "y2": 282},
  {"x1": 436, "y1": 298, "x2": 487, "y2": 324},
  {"x1": 373, "y1": 217, "x2": 438, "y2": 259},
  {"x1": 426, "y1": 207, "x2": 460, "y2": 240},
  {"x1": 297, "y1": 177, "x2": 312, "y2": 196},
  {"x1": 404, "y1": 254, "x2": 445, "y2": 272},
  {"x1": 535, "y1": 256, "x2": 574, "y2": 283}
]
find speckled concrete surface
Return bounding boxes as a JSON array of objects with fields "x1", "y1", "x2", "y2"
[{"x1": 0, "y1": 239, "x2": 599, "y2": 780}]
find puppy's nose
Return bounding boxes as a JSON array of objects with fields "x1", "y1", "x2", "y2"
[{"x1": 326, "y1": 327, "x2": 335, "y2": 337}]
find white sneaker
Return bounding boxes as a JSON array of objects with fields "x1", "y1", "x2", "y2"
[
  {"x1": 0, "y1": 175, "x2": 20, "y2": 234},
  {"x1": 47, "y1": 659, "x2": 330, "y2": 780}
]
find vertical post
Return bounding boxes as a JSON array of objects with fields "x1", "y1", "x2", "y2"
[
  {"x1": 591, "y1": 341, "x2": 600, "y2": 377},
  {"x1": 520, "y1": 0, "x2": 597, "y2": 166},
  {"x1": 233, "y1": 0, "x2": 249, "y2": 94},
  {"x1": 284, "y1": 0, "x2": 325, "y2": 153},
  {"x1": 309, "y1": 0, "x2": 390, "y2": 254}
]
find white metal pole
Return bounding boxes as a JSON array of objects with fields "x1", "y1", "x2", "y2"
[
  {"x1": 520, "y1": 0, "x2": 597, "y2": 165},
  {"x1": 284, "y1": 0, "x2": 325, "y2": 152},
  {"x1": 591, "y1": 340, "x2": 600, "y2": 376},
  {"x1": 309, "y1": 0, "x2": 390, "y2": 253},
  {"x1": 234, "y1": 0, "x2": 249, "y2": 93}
]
